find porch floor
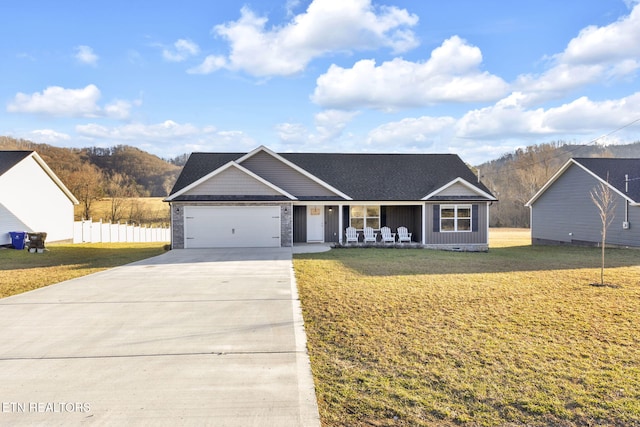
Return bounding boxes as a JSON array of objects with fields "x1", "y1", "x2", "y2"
[{"x1": 336, "y1": 242, "x2": 425, "y2": 249}]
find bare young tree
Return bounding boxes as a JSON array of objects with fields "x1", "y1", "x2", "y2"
[{"x1": 590, "y1": 176, "x2": 617, "y2": 286}]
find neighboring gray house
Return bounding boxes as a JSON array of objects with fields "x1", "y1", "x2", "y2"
[
  {"x1": 526, "y1": 157, "x2": 640, "y2": 247},
  {"x1": 0, "y1": 151, "x2": 79, "y2": 245},
  {"x1": 165, "y1": 146, "x2": 497, "y2": 250}
]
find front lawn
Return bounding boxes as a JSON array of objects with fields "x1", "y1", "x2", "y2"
[
  {"x1": 0, "y1": 242, "x2": 167, "y2": 298},
  {"x1": 294, "y1": 229, "x2": 640, "y2": 426}
]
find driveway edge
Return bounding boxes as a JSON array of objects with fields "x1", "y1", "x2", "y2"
[{"x1": 289, "y1": 263, "x2": 322, "y2": 427}]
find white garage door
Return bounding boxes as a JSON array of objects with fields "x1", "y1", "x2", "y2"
[{"x1": 184, "y1": 206, "x2": 281, "y2": 248}]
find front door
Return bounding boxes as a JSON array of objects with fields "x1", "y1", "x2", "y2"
[{"x1": 306, "y1": 205, "x2": 324, "y2": 242}]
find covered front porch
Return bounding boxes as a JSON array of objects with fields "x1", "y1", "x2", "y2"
[{"x1": 293, "y1": 203, "x2": 424, "y2": 245}]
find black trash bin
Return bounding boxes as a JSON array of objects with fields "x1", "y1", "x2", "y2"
[
  {"x1": 9, "y1": 231, "x2": 27, "y2": 250},
  {"x1": 26, "y1": 232, "x2": 47, "y2": 253}
]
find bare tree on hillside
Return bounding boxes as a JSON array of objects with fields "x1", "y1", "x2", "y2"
[
  {"x1": 64, "y1": 164, "x2": 104, "y2": 220},
  {"x1": 104, "y1": 172, "x2": 136, "y2": 223}
]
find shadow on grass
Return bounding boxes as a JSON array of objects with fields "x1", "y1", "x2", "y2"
[{"x1": 294, "y1": 244, "x2": 640, "y2": 276}]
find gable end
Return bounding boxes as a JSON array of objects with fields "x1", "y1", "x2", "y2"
[{"x1": 239, "y1": 150, "x2": 348, "y2": 198}]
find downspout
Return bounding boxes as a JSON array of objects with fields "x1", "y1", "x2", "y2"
[
  {"x1": 625, "y1": 200, "x2": 629, "y2": 224},
  {"x1": 290, "y1": 203, "x2": 294, "y2": 247},
  {"x1": 625, "y1": 174, "x2": 629, "y2": 224},
  {"x1": 169, "y1": 202, "x2": 174, "y2": 249}
]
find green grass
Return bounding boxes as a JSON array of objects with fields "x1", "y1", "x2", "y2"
[
  {"x1": 0, "y1": 242, "x2": 167, "y2": 298},
  {"x1": 293, "y1": 229, "x2": 640, "y2": 426}
]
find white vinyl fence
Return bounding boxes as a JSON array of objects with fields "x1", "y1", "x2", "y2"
[{"x1": 73, "y1": 220, "x2": 170, "y2": 244}]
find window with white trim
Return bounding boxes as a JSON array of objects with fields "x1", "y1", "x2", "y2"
[
  {"x1": 440, "y1": 205, "x2": 472, "y2": 232},
  {"x1": 350, "y1": 205, "x2": 380, "y2": 229}
]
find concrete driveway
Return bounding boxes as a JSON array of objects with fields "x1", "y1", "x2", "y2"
[{"x1": 0, "y1": 248, "x2": 320, "y2": 426}]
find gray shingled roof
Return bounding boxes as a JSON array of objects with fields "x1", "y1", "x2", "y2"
[
  {"x1": 0, "y1": 151, "x2": 32, "y2": 176},
  {"x1": 170, "y1": 151, "x2": 495, "y2": 201},
  {"x1": 170, "y1": 153, "x2": 242, "y2": 196},
  {"x1": 281, "y1": 153, "x2": 492, "y2": 200},
  {"x1": 574, "y1": 157, "x2": 640, "y2": 203}
]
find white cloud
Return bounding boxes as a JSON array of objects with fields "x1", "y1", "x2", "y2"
[
  {"x1": 77, "y1": 120, "x2": 204, "y2": 140},
  {"x1": 356, "y1": 90, "x2": 640, "y2": 164},
  {"x1": 285, "y1": 0, "x2": 301, "y2": 17},
  {"x1": 197, "y1": 0, "x2": 418, "y2": 77},
  {"x1": 561, "y1": 4, "x2": 640, "y2": 66},
  {"x1": 312, "y1": 36, "x2": 509, "y2": 109},
  {"x1": 314, "y1": 109, "x2": 360, "y2": 141},
  {"x1": 455, "y1": 92, "x2": 640, "y2": 140},
  {"x1": 7, "y1": 85, "x2": 102, "y2": 117},
  {"x1": 277, "y1": 109, "x2": 359, "y2": 147},
  {"x1": 28, "y1": 129, "x2": 71, "y2": 144},
  {"x1": 6, "y1": 85, "x2": 136, "y2": 119},
  {"x1": 367, "y1": 116, "x2": 456, "y2": 149},
  {"x1": 75, "y1": 121, "x2": 257, "y2": 157},
  {"x1": 276, "y1": 122, "x2": 309, "y2": 144},
  {"x1": 74, "y1": 45, "x2": 98, "y2": 66},
  {"x1": 514, "y1": 2, "x2": 640, "y2": 106},
  {"x1": 162, "y1": 39, "x2": 200, "y2": 62},
  {"x1": 187, "y1": 55, "x2": 227, "y2": 74},
  {"x1": 539, "y1": 93, "x2": 640, "y2": 133},
  {"x1": 103, "y1": 100, "x2": 134, "y2": 120}
]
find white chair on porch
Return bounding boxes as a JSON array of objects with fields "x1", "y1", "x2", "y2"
[
  {"x1": 363, "y1": 227, "x2": 378, "y2": 244},
  {"x1": 380, "y1": 226, "x2": 396, "y2": 244},
  {"x1": 345, "y1": 227, "x2": 359, "y2": 244},
  {"x1": 397, "y1": 226, "x2": 412, "y2": 244}
]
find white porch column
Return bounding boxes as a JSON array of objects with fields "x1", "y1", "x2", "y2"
[
  {"x1": 422, "y1": 203, "x2": 426, "y2": 245},
  {"x1": 338, "y1": 204, "x2": 343, "y2": 243}
]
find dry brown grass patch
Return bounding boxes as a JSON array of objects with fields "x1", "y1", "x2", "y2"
[{"x1": 294, "y1": 229, "x2": 640, "y2": 426}]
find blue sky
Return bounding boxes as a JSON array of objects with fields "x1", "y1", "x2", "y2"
[{"x1": 2, "y1": 0, "x2": 640, "y2": 164}]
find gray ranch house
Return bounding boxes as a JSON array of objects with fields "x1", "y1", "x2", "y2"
[
  {"x1": 165, "y1": 146, "x2": 497, "y2": 251},
  {"x1": 526, "y1": 157, "x2": 640, "y2": 247}
]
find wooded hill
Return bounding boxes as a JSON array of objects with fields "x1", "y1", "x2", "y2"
[
  {"x1": 0, "y1": 136, "x2": 181, "y2": 197},
  {"x1": 2, "y1": 135, "x2": 640, "y2": 227}
]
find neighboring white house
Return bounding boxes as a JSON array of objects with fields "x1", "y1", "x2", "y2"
[{"x1": 0, "y1": 151, "x2": 79, "y2": 245}]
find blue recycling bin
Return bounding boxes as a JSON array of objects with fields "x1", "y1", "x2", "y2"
[{"x1": 9, "y1": 231, "x2": 27, "y2": 250}]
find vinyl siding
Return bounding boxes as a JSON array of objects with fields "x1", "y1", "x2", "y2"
[
  {"x1": 531, "y1": 163, "x2": 639, "y2": 246},
  {"x1": 437, "y1": 182, "x2": 480, "y2": 197},
  {"x1": 241, "y1": 151, "x2": 337, "y2": 198},
  {"x1": 183, "y1": 167, "x2": 282, "y2": 196},
  {"x1": 0, "y1": 157, "x2": 74, "y2": 243},
  {"x1": 0, "y1": 203, "x2": 31, "y2": 245},
  {"x1": 425, "y1": 202, "x2": 488, "y2": 245},
  {"x1": 383, "y1": 205, "x2": 422, "y2": 243}
]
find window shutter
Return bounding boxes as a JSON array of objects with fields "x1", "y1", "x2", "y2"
[
  {"x1": 433, "y1": 205, "x2": 440, "y2": 232},
  {"x1": 472, "y1": 204, "x2": 479, "y2": 232}
]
